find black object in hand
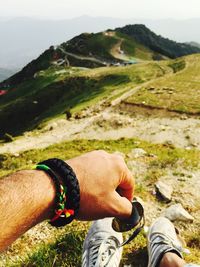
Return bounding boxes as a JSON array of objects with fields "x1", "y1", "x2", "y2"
[{"x1": 112, "y1": 200, "x2": 145, "y2": 246}]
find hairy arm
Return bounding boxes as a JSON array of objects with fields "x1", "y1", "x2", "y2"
[
  {"x1": 0, "y1": 150, "x2": 134, "y2": 252},
  {"x1": 0, "y1": 170, "x2": 56, "y2": 251}
]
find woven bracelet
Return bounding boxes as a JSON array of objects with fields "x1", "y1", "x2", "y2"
[{"x1": 36, "y1": 158, "x2": 80, "y2": 227}]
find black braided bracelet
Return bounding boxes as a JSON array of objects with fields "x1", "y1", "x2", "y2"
[{"x1": 38, "y1": 158, "x2": 80, "y2": 227}]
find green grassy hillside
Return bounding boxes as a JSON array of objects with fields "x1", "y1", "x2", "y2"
[
  {"x1": 125, "y1": 54, "x2": 200, "y2": 114},
  {"x1": 0, "y1": 62, "x2": 170, "y2": 137},
  {"x1": 1, "y1": 53, "x2": 200, "y2": 138},
  {"x1": 62, "y1": 32, "x2": 118, "y2": 59}
]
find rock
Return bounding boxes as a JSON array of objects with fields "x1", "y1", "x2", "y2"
[
  {"x1": 163, "y1": 141, "x2": 175, "y2": 149},
  {"x1": 113, "y1": 151, "x2": 125, "y2": 159},
  {"x1": 155, "y1": 181, "x2": 173, "y2": 202},
  {"x1": 13, "y1": 153, "x2": 20, "y2": 157},
  {"x1": 180, "y1": 115, "x2": 188, "y2": 120},
  {"x1": 48, "y1": 122, "x2": 57, "y2": 131},
  {"x1": 128, "y1": 148, "x2": 147, "y2": 158},
  {"x1": 191, "y1": 143, "x2": 198, "y2": 147},
  {"x1": 161, "y1": 125, "x2": 167, "y2": 131},
  {"x1": 163, "y1": 204, "x2": 194, "y2": 222},
  {"x1": 149, "y1": 153, "x2": 157, "y2": 158}
]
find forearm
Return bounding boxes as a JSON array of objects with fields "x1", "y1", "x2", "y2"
[
  {"x1": 0, "y1": 170, "x2": 56, "y2": 251},
  {"x1": 0, "y1": 151, "x2": 134, "y2": 251}
]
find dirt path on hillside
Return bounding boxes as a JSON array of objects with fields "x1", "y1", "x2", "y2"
[
  {"x1": 58, "y1": 46, "x2": 106, "y2": 65},
  {"x1": 110, "y1": 38, "x2": 135, "y2": 62},
  {"x1": 0, "y1": 107, "x2": 200, "y2": 154},
  {"x1": 110, "y1": 39, "x2": 126, "y2": 60}
]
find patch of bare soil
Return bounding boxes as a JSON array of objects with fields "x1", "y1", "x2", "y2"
[
  {"x1": 1, "y1": 104, "x2": 200, "y2": 154},
  {"x1": 73, "y1": 109, "x2": 200, "y2": 150}
]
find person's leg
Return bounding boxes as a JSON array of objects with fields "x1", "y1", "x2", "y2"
[
  {"x1": 160, "y1": 253, "x2": 200, "y2": 267},
  {"x1": 148, "y1": 217, "x2": 200, "y2": 267},
  {"x1": 159, "y1": 252, "x2": 186, "y2": 267},
  {"x1": 147, "y1": 217, "x2": 184, "y2": 267}
]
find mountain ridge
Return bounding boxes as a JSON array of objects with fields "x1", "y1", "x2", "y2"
[
  {"x1": 117, "y1": 24, "x2": 200, "y2": 58},
  {"x1": 1, "y1": 24, "x2": 200, "y2": 87},
  {"x1": 1, "y1": 16, "x2": 200, "y2": 69}
]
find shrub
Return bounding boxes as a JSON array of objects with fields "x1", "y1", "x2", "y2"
[{"x1": 3, "y1": 133, "x2": 14, "y2": 142}]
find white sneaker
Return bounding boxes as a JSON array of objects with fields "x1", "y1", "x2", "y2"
[
  {"x1": 82, "y1": 218, "x2": 123, "y2": 267},
  {"x1": 147, "y1": 217, "x2": 184, "y2": 267}
]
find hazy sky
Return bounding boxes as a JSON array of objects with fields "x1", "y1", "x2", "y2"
[{"x1": 0, "y1": 0, "x2": 200, "y2": 20}]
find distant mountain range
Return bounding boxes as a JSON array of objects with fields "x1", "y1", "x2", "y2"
[
  {"x1": 187, "y1": 41, "x2": 200, "y2": 48},
  {"x1": 2, "y1": 24, "x2": 200, "y2": 87},
  {"x1": 0, "y1": 16, "x2": 200, "y2": 70}
]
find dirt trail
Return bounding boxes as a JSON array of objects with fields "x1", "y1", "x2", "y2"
[
  {"x1": 58, "y1": 46, "x2": 106, "y2": 65},
  {"x1": 110, "y1": 39, "x2": 125, "y2": 60},
  {"x1": 0, "y1": 105, "x2": 200, "y2": 154},
  {"x1": 0, "y1": 116, "x2": 98, "y2": 154}
]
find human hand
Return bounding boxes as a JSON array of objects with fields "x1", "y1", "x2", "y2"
[{"x1": 67, "y1": 150, "x2": 134, "y2": 221}]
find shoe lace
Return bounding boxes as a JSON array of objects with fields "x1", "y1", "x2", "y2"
[{"x1": 87, "y1": 235, "x2": 121, "y2": 267}]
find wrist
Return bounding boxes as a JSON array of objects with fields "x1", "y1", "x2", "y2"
[{"x1": 37, "y1": 159, "x2": 80, "y2": 226}]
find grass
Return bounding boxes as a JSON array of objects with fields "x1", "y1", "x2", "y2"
[
  {"x1": 185, "y1": 229, "x2": 200, "y2": 264},
  {"x1": 116, "y1": 32, "x2": 154, "y2": 61},
  {"x1": 168, "y1": 59, "x2": 186, "y2": 73},
  {"x1": 84, "y1": 32, "x2": 119, "y2": 60},
  {"x1": 61, "y1": 32, "x2": 119, "y2": 62},
  {"x1": 122, "y1": 230, "x2": 148, "y2": 267},
  {"x1": 125, "y1": 54, "x2": 200, "y2": 114},
  {"x1": 2, "y1": 220, "x2": 90, "y2": 267},
  {"x1": 21, "y1": 229, "x2": 86, "y2": 267},
  {"x1": 1, "y1": 138, "x2": 200, "y2": 178}
]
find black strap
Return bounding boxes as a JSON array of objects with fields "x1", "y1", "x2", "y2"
[{"x1": 39, "y1": 158, "x2": 80, "y2": 227}]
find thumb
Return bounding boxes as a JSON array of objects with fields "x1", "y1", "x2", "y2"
[{"x1": 110, "y1": 191, "x2": 132, "y2": 219}]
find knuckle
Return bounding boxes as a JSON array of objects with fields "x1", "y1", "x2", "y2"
[
  {"x1": 112, "y1": 153, "x2": 125, "y2": 162},
  {"x1": 95, "y1": 149, "x2": 108, "y2": 155}
]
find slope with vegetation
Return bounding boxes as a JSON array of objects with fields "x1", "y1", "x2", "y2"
[
  {"x1": 0, "y1": 61, "x2": 171, "y2": 138},
  {"x1": 125, "y1": 54, "x2": 200, "y2": 114},
  {"x1": 117, "y1": 24, "x2": 200, "y2": 59}
]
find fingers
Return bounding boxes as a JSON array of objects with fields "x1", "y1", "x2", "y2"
[
  {"x1": 118, "y1": 168, "x2": 135, "y2": 201},
  {"x1": 111, "y1": 153, "x2": 135, "y2": 201},
  {"x1": 109, "y1": 191, "x2": 133, "y2": 219}
]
